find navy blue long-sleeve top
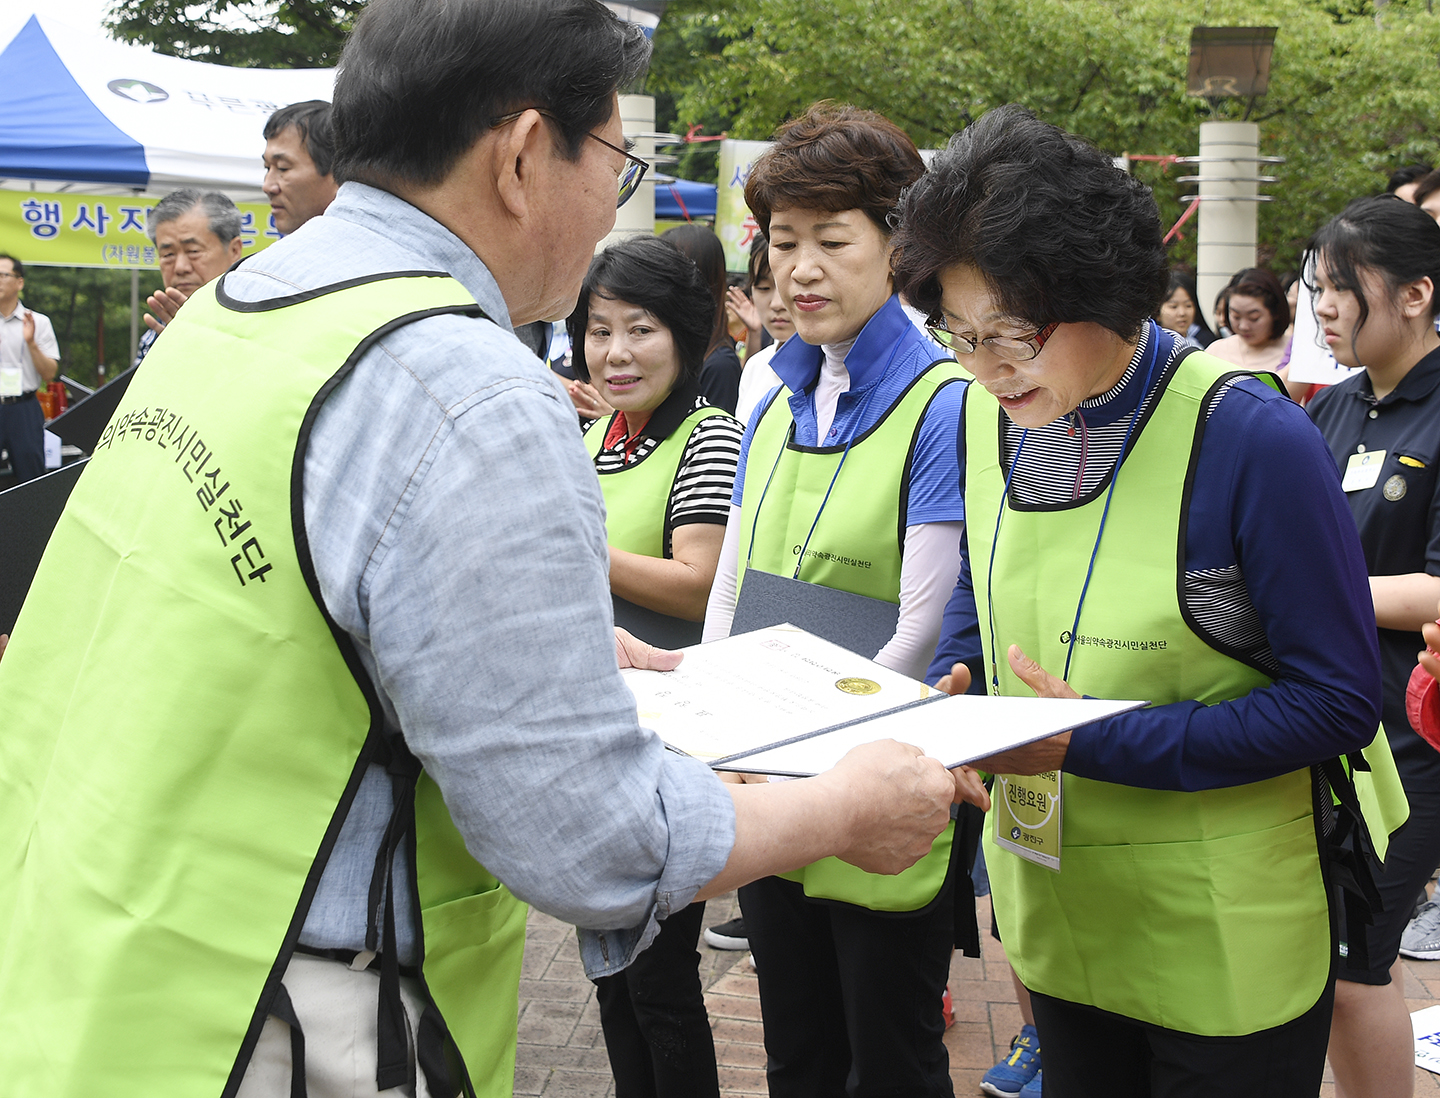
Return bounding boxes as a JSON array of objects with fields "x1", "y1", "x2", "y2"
[{"x1": 927, "y1": 341, "x2": 1382, "y2": 792}]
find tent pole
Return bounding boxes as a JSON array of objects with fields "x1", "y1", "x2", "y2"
[{"x1": 129, "y1": 269, "x2": 138, "y2": 365}]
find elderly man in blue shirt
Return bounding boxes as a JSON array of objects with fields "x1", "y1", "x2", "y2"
[{"x1": 0, "y1": 2, "x2": 986, "y2": 1095}]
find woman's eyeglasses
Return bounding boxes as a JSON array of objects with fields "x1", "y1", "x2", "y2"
[{"x1": 925, "y1": 318, "x2": 1060, "y2": 362}]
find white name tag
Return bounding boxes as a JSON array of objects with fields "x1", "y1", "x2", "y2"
[
  {"x1": 0, "y1": 364, "x2": 20, "y2": 397},
  {"x1": 1342, "y1": 449, "x2": 1387, "y2": 493}
]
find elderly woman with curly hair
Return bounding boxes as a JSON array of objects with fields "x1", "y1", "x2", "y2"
[{"x1": 896, "y1": 105, "x2": 1404, "y2": 1098}]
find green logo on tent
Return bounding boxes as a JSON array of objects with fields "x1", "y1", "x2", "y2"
[{"x1": 107, "y1": 79, "x2": 168, "y2": 104}]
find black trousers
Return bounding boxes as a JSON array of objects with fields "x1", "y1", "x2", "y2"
[
  {"x1": 0, "y1": 397, "x2": 44, "y2": 483},
  {"x1": 1028, "y1": 980, "x2": 1336, "y2": 1098},
  {"x1": 593, "y1": 901, "x2": 718, "y2": 1098},
  {"x1": 1336, "y1": 786, "x2": 1440, "y2": 982},
  {"x1": 739, "y1": 874, "x2": 956, "y2": 1098}
]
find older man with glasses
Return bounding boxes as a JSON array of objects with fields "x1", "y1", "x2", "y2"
[
  {"x1": 0, "y1": 2, "x2": 982, "y2": 1095},
  {"x1": 0, "y1": 254, "x2": 59, "y2": 484}
]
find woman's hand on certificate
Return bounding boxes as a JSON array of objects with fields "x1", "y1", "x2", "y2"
[
  {"x1": 826, "y1": 740, "x2": 990, "y2": 875},
  {"x1": 937, "y1": 646, "x2": 1074, "y2": 777}
]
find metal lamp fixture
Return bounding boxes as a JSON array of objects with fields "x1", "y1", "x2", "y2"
[{"x1": 1180, "y1": 27, "x2": 1282, "y2": 329}]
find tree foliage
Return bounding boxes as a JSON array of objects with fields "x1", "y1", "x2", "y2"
[
  {"x1": 105, "y1": 0, "x2": 358, "y2": 68},
  {"x1": 649, "y1": 0, "x2": 1440, "y2": 271},
  {"x1": 24, "y1": 267, "x2": 165, "y2": 390}
]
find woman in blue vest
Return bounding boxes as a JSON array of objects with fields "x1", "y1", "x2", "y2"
[
  {"x1": 568, "y1": 235, "x2": 744, "y2": 651},
  {"x1": 1305, "y1": 195, "x2": 1440, "y2": 1098},
  {"x1": 566, "y1": 234, "x2": 742, "y2": 1098},
  {"x1": 702, "y1": 102, "x2": 975, "y2": 1098},
  {"x1": 897, "y1": 105, "x2": 1396, "y2": 1098}
]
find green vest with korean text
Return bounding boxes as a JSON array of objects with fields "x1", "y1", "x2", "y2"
[
  {"x1": 965, "y1": 349, "x2": 1406, "y2": 1035},
  {"x1": 738, "y1": 362, "x2": 967, "y2": 911},
  {"x1": 584, "y1": 405, "x2": 731, "y2": 559},
  {"x1": 0, "y1": 273, "x2": 528, "y2": 1096}
]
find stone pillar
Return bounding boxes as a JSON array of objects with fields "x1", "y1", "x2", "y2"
[
  {"x1": 1194, "y1": 120, "x2": 1259, "y2": 331},
  {"x1": 599, "y1": 94, "x2": 655, "y2": 252}
]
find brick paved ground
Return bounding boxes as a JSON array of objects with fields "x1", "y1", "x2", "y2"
[{"x1": 514, "y1": 891, "x2": 1440, "y2": 1096}]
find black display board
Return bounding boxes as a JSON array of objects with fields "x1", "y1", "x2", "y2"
[
  {"x1": 0, "y1": 459, "x2": 87, "y2": 635},
  {"x1": 47, "y1": 366, "x2": 135, "y2": 453}
]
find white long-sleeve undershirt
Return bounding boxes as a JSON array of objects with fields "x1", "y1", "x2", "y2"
[{"x1": 702, "y1": 507, "x2": 964, "y2": 681}]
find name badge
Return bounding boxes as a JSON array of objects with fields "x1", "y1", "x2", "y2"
[
  {"x1": 994, "y1": 771, "x2": 1062, "y2": 871},
  {"x1": 0, "y1": 365, "x2": 20, "y2": 398},
  {"x1": 1342, "y1": 449, "x2": 1387, "y2": 493}
]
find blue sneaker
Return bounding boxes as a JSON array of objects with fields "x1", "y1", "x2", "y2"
[
  {"x1": 1019, "y1": 1068, "x2": 1043, "y2": 1098},
  {"x1": 980, "y1": 1025, "x2": 1041, "y2": 1097}
]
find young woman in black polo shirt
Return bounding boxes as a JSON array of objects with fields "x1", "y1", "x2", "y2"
[{"x1": 1307, "y1": 194, "x2": 1440, "y2": 1098}]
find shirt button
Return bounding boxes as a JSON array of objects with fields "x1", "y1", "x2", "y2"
[
  {"x1": 828, "y1": 428, "x2": 838, "y2": 438},
  {"x1": 1368, "y1": 409, "x2": 1379, "y2": 419}
]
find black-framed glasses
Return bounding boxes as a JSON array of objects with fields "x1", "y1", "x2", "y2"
[
  {"x1": 925, "y1": 317, "x2": 1060, "y2": 361},
  {"x1": 490, "y1": 108, "x2": 649, "y2": 209}
]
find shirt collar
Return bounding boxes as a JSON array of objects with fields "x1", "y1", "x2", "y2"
[
  {"x1": 1358, "y1": 344, "x2": 1440, "y2": 406},
  {"x1": 274, "y1": 182, "x2": 515, "y2": 332},
  {"x1": 0, "y1": 298, "x2": 23, "y2": 321},
  {"x1": 769, "y1": 294, "x2": 915, "y2": 394},
  {"x1": 603, "y1": 376, "x2": 702, "y2": 447}
]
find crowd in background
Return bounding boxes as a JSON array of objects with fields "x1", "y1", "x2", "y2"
[{"x1": 6, "y1": 40, "x2": 1440, "y2": 1098}]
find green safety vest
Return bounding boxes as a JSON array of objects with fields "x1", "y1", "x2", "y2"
[
  {"x1": 740, "y1": 361, "x2": 966, "y2": 911},
  {"x1": 584, "y1": 404, "x2": 730, "y2": 558},
  {"x1": 0, "y1": 273, "x2": 528, "y2": 1095},
  {"x1": 965, "y1": 349, "x2": 1406, "y2": 1035}
]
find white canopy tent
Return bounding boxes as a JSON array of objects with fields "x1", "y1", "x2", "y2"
[{"x1": 0, "y1": 12, "x2": 334, "y2": 202}]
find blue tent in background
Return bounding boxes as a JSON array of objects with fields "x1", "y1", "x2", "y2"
[
  {"x1": 653, "y1": 175, "x2": 717, "y2": 221},
  {"x1": 0, "y1": 13, "x2": 332, "y2": 194}
]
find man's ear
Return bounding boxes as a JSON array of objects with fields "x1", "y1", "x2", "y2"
[
  {"x1": 493, "y1": 109, "x2": 547, "y2": 222},
  {"x1": 226, "y1": 236, "x2": 244, "y2": 263}
]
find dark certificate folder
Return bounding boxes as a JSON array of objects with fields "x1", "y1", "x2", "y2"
[{"x1": 730, "y1": 567, "x2": 900, "y2": 660}]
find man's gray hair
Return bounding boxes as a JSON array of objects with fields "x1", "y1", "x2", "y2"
[{"x1": 146, "y1": 189, "x2": 244, "y2": 246}]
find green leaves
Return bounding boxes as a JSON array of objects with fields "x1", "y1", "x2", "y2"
[
  {"x1": 104, "y1": 0, "x2": 359, "y2": 68},
  {"x1": 652, "y1": 0, "x2": 1440, "y2": 270}
]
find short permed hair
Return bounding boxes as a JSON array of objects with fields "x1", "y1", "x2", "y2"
[
  {"x1": 891, "y1": 105, "x2": 1168, "y2": 340},
  {"x1": 332, "y1": 0, "x2": 651, "y2": 189},
  {"x1": 146, "y1": 189, "x2": 243, "y2": 246},
  {"x1": 263, "y1": 100, "x2": 335, "y2": 178},
  {"x1": 744, "y1": 102, "x2": 925, "y2": 236},
  {"x1": 566, "y1": 235, "x2": 716, "y2": 389},
  {"x1": 1224, "y1": 267, "x2": 1289, "y2": 340}
]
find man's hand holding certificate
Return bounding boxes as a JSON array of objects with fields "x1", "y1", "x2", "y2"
[{"x1": 623, "y1": 625, "x2": 1144, "y2": 778}]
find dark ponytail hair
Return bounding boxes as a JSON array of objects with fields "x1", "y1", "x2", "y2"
[
  {"x1": 1303, "y1": 195, "x2": 1440, "y2": 359},
  {"x1": 661, "y1": 223, "x2": 730, "y2": 359}
]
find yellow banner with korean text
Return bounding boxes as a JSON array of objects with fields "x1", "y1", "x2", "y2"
[{"x1": 0, "y1": 189, "x2": 281, "y2": 269}]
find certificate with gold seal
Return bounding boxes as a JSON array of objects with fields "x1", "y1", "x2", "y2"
[{"x1": 624, "y1": 624, "x2": 1145, "y2": 776}]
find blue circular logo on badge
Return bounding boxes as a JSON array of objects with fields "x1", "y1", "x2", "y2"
[{"x1": 1011, "y1": 827, "x2": 1022, "y2": 840}]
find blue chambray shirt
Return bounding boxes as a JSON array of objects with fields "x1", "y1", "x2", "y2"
[{"x1": 223, "y1": 183, "x2": 734, "y2": 976}]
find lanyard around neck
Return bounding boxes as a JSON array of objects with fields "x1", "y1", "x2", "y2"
[
  {"x1": 985, "y1": 326, "x2": 1162, "y2": 692},
  {"x1": 744, "y1": 336, "x2": 898, "y2": 578}
]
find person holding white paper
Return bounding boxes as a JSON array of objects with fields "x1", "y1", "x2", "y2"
[
  {"x1": 702, "y1": 102, "x2": 974, "y2": 1098},
  {"x1": 1305, "y1": 195, "x2": 1440, "y2": 1098},
  {"x1": 894, "y1": 104, "x2": 1403, "y2": 1098},
  {"x1": 567, "y1": 234, "x2": 743, "y2": 1097}
]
